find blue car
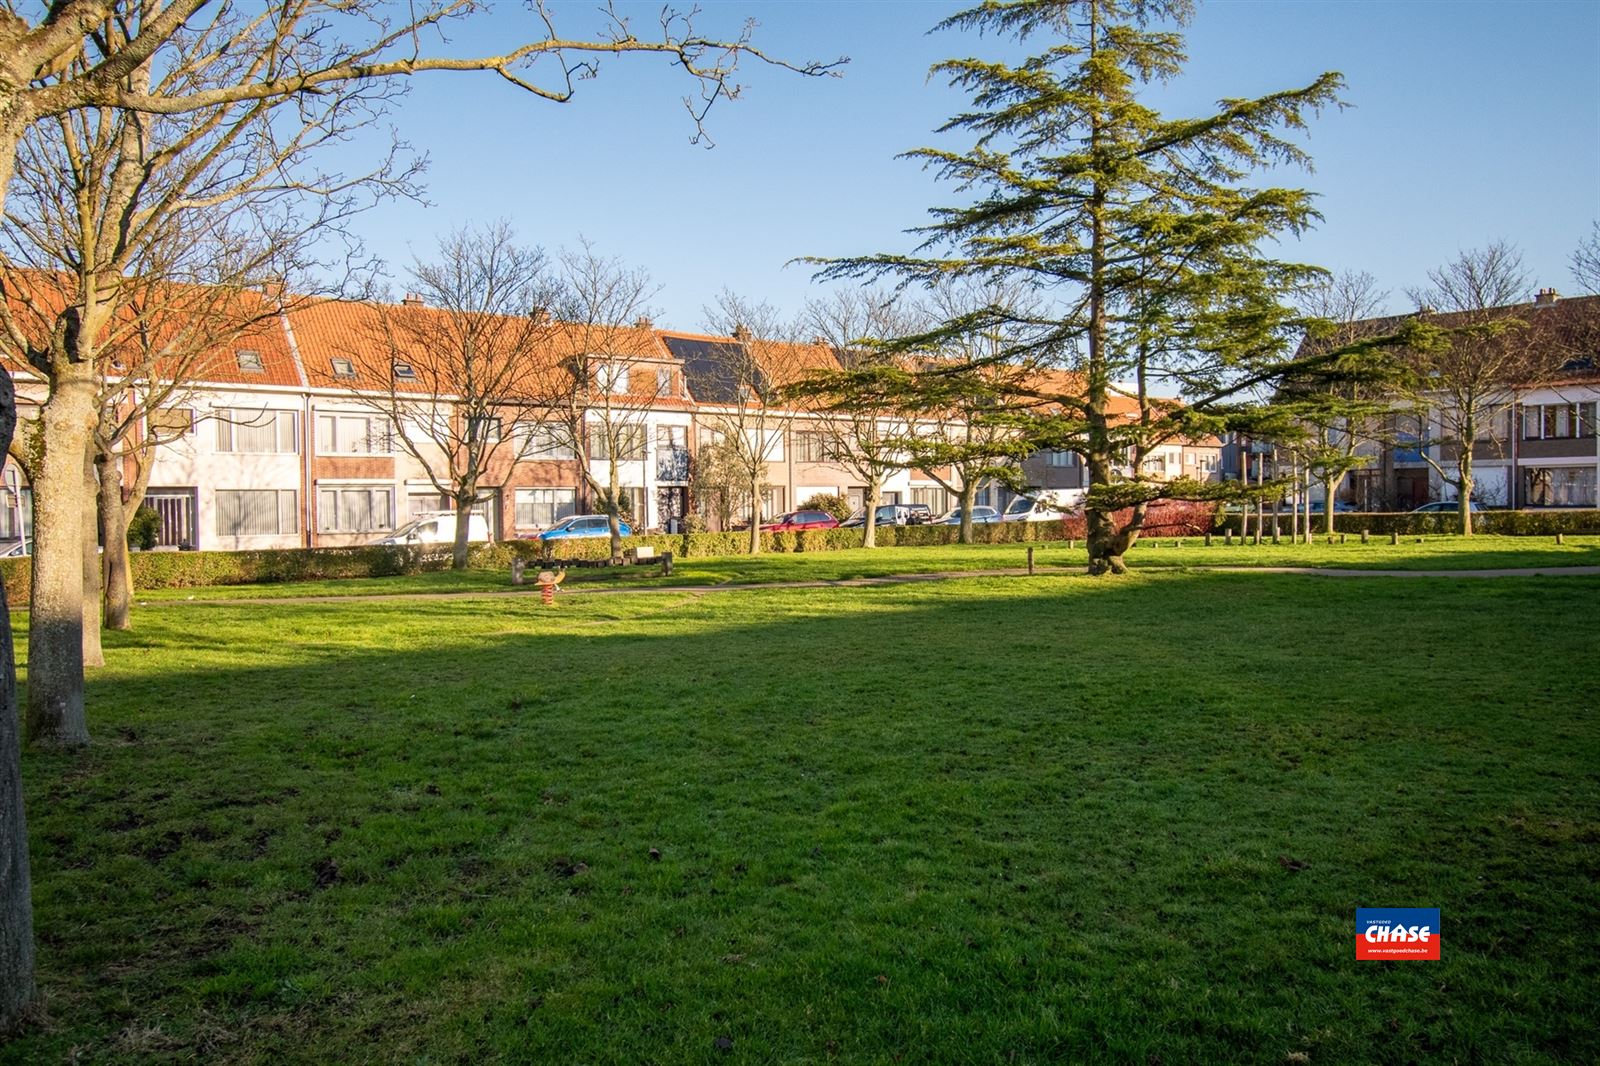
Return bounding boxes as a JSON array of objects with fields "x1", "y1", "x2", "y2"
[{"x1": 534, "y1": 514, "x2": 632, "y2": 540}]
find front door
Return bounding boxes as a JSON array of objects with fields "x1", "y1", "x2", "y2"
[{"x1": 657, "y1": 486, "x2": 687, "y2": 532}]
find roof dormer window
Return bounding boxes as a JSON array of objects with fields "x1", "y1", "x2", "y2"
[
  {"x1": 393, "y1": 362, "x2": 416, "y2": 380},
  {"x1": 236, "y1": 349, "x2": 264, "y2": 372},
  {"x1": 331, "y1": 357, "x2": 355, "y2": 379}
]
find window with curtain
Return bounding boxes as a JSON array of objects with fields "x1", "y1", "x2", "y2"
[{"x1": 217, "y1": 489, "x2": 297, "y2": 535}]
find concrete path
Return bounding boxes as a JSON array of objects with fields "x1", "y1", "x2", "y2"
[{"x1": 147, "y1": 563, "x2": 1600, "y2": 607}]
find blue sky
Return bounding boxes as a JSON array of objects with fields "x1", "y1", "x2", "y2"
[{"x1": 339, "y1": 0, "x2": 1600, "y2": 329}]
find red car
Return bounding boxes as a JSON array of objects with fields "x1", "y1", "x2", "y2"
[{"x1": 760, "y1": 509, "x2": 841, "y2": 532}]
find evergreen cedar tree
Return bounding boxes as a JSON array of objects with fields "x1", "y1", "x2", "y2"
[{"x1": 800, "y1": 0, "x2": 1417, "y2": 574}]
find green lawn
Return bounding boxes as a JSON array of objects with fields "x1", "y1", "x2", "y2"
[
  {"x1": 7, "y1": 569, "x2": 1600, "y2": 1063},
  {"x1": 131, "y1": 534, "x2": 1600, "y2": 601}
]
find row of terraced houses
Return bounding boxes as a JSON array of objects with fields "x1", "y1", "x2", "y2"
[
  {"x1": 0, "y1": 292, "x2": 1200, "y2": 551},
  {"x1": 2, "y1": 289, "x2": 1596, "y2": 552}
]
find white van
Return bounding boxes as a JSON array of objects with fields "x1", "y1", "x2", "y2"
[
  {"x1": 373, "y1": 511, "x2": 491, "y2": 546},
  {"x1": 1001, "y1": 490, "x2": 1084, "y2": 522}
]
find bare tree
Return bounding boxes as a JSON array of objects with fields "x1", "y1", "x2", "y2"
[
  {"x1": 329, "y1": 223, "x2": 561, "y2": 569},
  {"x1": 697, "y1": 292, "x2": 813, "y2": 553},
  {"x1": 0, "y1": 0, "x2": 841, "y2": 1032},
  {"x1": 1573, "y1": 221, "x2": 1600, "y2": 296},
  {"x1": 1288, "y1": 270, "x2": 1396, "y2": 532},
  {"x1": 0, "y1": 3, "x2": 843, "y2": 220},
  {"x1": 547, "y1": 243, "x2": 666, "y2": 563},
  {"x1": 0, "y1": 31, "x2": 414, "y2": 746},
  {"x1": 1400, "y1": 243, "x2": 1554, "y2": 534},
  {"x1": 0, "y1": 376, "x2": 28, "y2": 1037},
  {"x1": 796, "y1": 289, "x2": 920, "y2": 548},
  {"x1": 892, "y1": 279, "x2": 1041, "y2": 544}
]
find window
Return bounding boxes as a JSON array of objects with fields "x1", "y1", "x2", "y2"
[
  {"x1": 393, "y1": 361, "x2": 417, "y2": 380},
  {"x1": 331, "y1": 358, "x2": 356, "y2": 379},
  {"x1": 589, "y1": 424, "x2": 647, "y2": 461},
  {"x1": 596, "y1": 363, "x2": 629, "y2": 394},
  {"x1": 698, "y1": 426, "x2": 727, "y2": 449},
  {"x1": 793, "y1": 431, "x2": 829, "y2": 462},
  {"x1": 514, "y1": 487, "x2": 578, "y2": 528},
  {"x1": 1045, "y1": 449, "x2": 1074, "y2": 467},
  {"x1": 1193, "y1": 454, "x2": 1218, "y2": 474},
  {"x1": 1523, "y1": 402, "x2": 1596, "y2": 440},
  {"x1": 235, "y1": 349, "x2": 264, "y2": 372},
  {"x1": 749, "y1": 428, "x2": 784, "y2": 461},
  {"x1": 408, "y1": 492, "x2": 450, "y2": 517},
  {"x1": 149, "y1": 407, "x2": 193, "y2": 438},
  {"x1": 466, "y1": 415, "x2": 502, "y2": 445},
  {"x1": 317, "y1": 485, "x2": 394, "y2": 533},
  {"x1": 317, "y1": 412, "x2": 393, "y2": 454},
  {"x1": 515, "y1": 423, "x2": 576, "y2": 460},
  {"x1": 215, "y1": 409, "x2": 297, "y2": 453},
  {"x1": 1524, "y1": 466, "x2": 1597, "y2": 507},
  {"x1": 656, "y1": 367, "x2": 673, "y2": 396},
  {"x1": 217, "y1": 489, "x2": 297, "y2": 536}
]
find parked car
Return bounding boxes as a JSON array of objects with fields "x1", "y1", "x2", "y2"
[
  {"x1": 1308, "y1": 500, "x2": 1357, "y2": 513},
  {"x1": 1410, "y1": 500, "x2": 1481, "y2": 514},
  {"x1": 840, "y1": 504, "x2": 916, "y2": 528},
  {"x1": 533, "y1": 514, "x2": 632, "y2": 540},
  {"x1": 373, "y1": 511, "x2": 491, "y2": 547},
  {"x1": 0, "y1": 540, "x2": 30, "y2": 559},
  {"x1": 935, "y1": 506, "x2": 1001, "y2": 525},
  {"x1": 761, "y1": 509, "x2": 840, "y2": 532},
  {"x1": 1001, "y1": 493, "x2": 1075, "y2": 522}
]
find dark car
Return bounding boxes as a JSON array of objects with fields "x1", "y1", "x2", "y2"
[
  {"x1": 904, "y1": 503, "x2": 934, "y2": 525},
  {"x1": 761, "y1": 509, "x2": 841, "y2": 532}
]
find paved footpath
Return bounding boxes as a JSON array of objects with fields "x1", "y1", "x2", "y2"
[{"x1": 154, "y1": 563, "x2": 1600, "y2": 607}]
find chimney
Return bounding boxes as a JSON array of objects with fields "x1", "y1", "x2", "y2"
[
  {"x1": 1534, "y1": 287, "x2": 1560, "y2": 306},
  {"x1": 530, "y1": 308, "x2": 551, "y2": 325},
  {"x1": 731, "y1": 323, "x2": 751, "y2": 342},
  {"x1": 634, "y1": 315, "x2": 653, "y2": 329},
  {"x1": 401, "y1": 292, "x2": 424, "y2": 307}
]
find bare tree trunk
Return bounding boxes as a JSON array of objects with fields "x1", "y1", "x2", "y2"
[
  {"x1": 451, "y1": 489, "x2": 473, "y2": 571},
  {"x1": 748, "y1": 474, "x2": 762, "y2": 555},
  {"x1": 1458, "y1": 455, "x2": 1475, "y2": 537},
  {"x1": 607, "y1": 463, "x2": 623, "y2": 564},
  {"x1": 81, "y1": 447, "x2": 104, "y2": 668},
  {"x1": 0, "y1": 368, "x2": 36, "y2": 1033},
  {"x1": 1290, "y1": 458, "x2": 1301, "y2": 543},
  {"x1": 98, "y1": 449, "x2": 132, "y2": 631},
  {"x1": 861, "y1": 478, "x2": 881, "y2": 549},
  {"x1": 957, "y1": 480, "x2": 977, "y2": 545},
  {"x1": 26, "y1": 363, "x2": 93, "y2": 747},
  {"x1": 1322, "y1": 474, "x2": 1335, "y2": 537}
]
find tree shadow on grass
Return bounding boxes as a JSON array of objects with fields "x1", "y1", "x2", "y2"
[{"x1": 10, "y1": 571, "x2": 1600, "y2": 1063}]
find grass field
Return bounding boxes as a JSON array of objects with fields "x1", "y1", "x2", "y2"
[
  {"x1": 6, "y1": 563, "x2": 1600, "y2": 1062},
  {"x1": 131, "y1": 533, "x2": 1600, "y2": 601}
]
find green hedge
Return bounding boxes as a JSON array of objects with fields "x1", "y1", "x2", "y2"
[{"x1": 3, "y1": 510, "x2": 1588, "y2": 599}]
